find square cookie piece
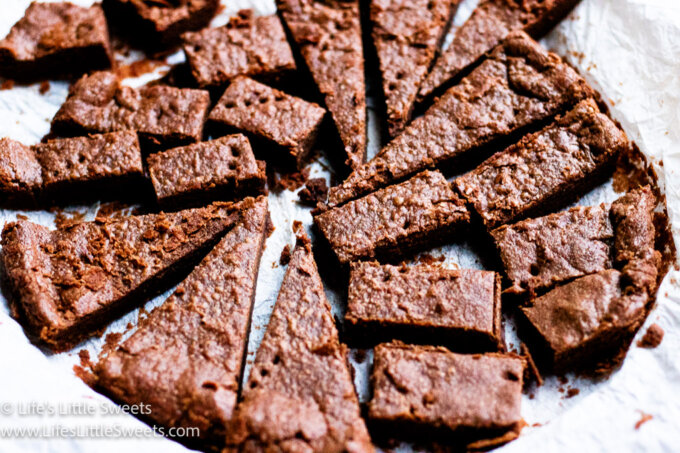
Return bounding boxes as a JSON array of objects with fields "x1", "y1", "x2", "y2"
[
  {"x1": 183, "y1": 11, "x2": 296, "y2": 90},
  {"x1": 491, "y1": 204, "x2": 614, "y2": 295},
  {"x1": 345, "y1": 262, "x2": 502, "y2": 351},
  {"x1": 0, "y1": 2, "x2": 112, "y2": 80},
  {"x1": 147, "y1": 135, "x2": 266, "y2": 209},
  {"x1": 209, "y1": 76, "x2": 325, "y2": 169},
  {"x1": 521, "y1": 270, "x2": 631, "y2": 372}
]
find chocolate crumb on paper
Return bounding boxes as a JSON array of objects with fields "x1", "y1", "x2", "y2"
[
  {"x1": 271, "y1": 168, "x2": 310, "y2": 192},
  {"x1": 521, "y1": 343, "x2": 543, "y2": 387},
  {"x1": 635, "y1": 412, "x2": 653, "y2": 430},
  {"x1": 565, "y1": 388, "x2": 580, "y2": 398},
  {"x1": 298, "y1": 177, "x2": 328, "y2": 206},
  {"x1": 73, "y1": 349, "x2": 96, "y2": 387},
  {"x1": 637, "y1": 323, "x2": 664, "y2": 348},
  {"x1": 78, "y1": 349, "x2": 94, "y2": 370},
  {"x1": 279, "y1": 244, "x2": 291, "y2": 265}
]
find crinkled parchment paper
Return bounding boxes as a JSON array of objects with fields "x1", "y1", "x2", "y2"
[{"x1": 0, "y1": 0, "x2": 679, "y2": 452}]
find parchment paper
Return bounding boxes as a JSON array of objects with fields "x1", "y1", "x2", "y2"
[{"x1": 0, "y1": 0, "x2": 679, "y2": 452}]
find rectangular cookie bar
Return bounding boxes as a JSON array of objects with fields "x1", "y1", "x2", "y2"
[
  {"x1": 0, "y1": 131, "x2": 144, "y2": 206},
  {"x1": 314, "y1": 170, "x2": 469, "y2": 264},
  {"x1": 345, "y1": 261, "x2": 502, "y2": 351},
  {"x1": 369, "y1": 342, "x2": 524, "y2": 448},
  {"x1": 35, "y1": 131, "x2": 144, "y2": 203},
  {"x1": 52, "y1": 71, "x2": 210, "y2": 150},
  {"x1": 147, "y1": 135, "x2": 266, "y2": 209},
  {"x1": 456, "y1": 98, "x2": 627, "y2": 230},
  {"x1": 209, "y1": 76, "x2": 326, "y2": 169},
  {"x1": 183, "y1": 11, "x2": 296, "y2": 90}
]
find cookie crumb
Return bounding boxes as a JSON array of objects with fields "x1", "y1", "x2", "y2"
[
  {"x1": 279, "y1": 244, "x2": 291, "y2": 265},
  {"x1": 272, "y1": 168, "x2": 310, "y2": 192},
  {"x1": 637, "y1": 323, "x2": 664, "y2": 348},
  {"x1": 39, "y1": 81, "x2": 50, "y2": 94},
  {"x1": 102, "y1": 332, "x2": 123, "y2": 355},
  {"x1": 416, "y1": 253, "x2": 446, "y2": 265},
  {"x1": 520, "y1": 343, "x2": 543, "y2": 387},
  {"x1": 298, "y1": 178, "x2": 328, "y2": 206},
  {"x1": 352, "y1": 349, "x2": 368, "y2": 363},
  {"x1": 565, "y1": 388, "x2": 580, "y2": 398},
  {"x1": 635, "y1": 412, "x2": 653, "y2": 430},
  {"x1": 78, "y1": 349, "x2": 94, "y2": 370},
  {"x1": 73, "y1": 365, "x2": 96, "y2": 387}
]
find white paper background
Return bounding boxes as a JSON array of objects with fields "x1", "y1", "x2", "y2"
[{"x1": 0, "y1": 0, "x2": 679, "y2": 452}]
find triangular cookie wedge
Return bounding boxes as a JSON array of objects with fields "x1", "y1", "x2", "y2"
[
  {"x1": 418, "y1": 0, "x2": 581, "y2": 101},
  {"x1": 94, "y1": 196, "x2": 269, "y2": 447},
  {"x1": 277, "y1": 0, "x2": 367, "y2": 170},
  {"x1": 327, "y1": 31, "x2": 593, "y2": 207},
  {"x1": 371, "y1": 0, "x2": 459, "y2": 137},
  {"x1": 1, "y1": 201, "x2": 246, "y2": 351},
  {"x1": 225, "y1": 237, "x2": 374, "y2": 452}
]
